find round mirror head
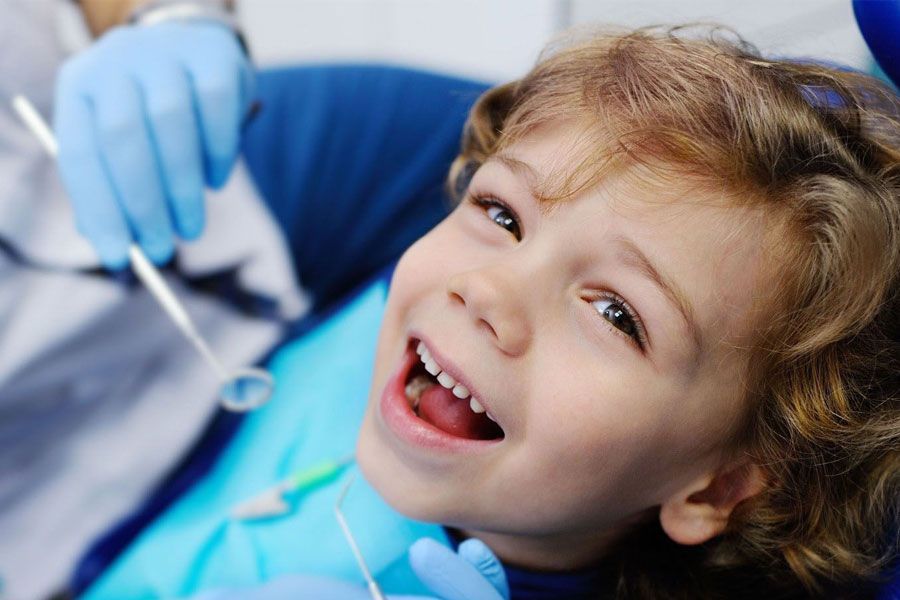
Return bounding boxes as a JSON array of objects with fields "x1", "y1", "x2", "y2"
[{"x1": 220, "y1": 367, "x2": 275, "y2": 412}]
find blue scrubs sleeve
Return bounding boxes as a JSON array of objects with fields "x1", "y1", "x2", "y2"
[{"x1": 242, "y1": 65, "x2": 490, "y2": 310}]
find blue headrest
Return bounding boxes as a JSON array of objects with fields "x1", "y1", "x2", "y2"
[
  {"x1": 839, "y1": 7, "x2": 899, "y2": 597},
  {"x1": 853, "y1": 0, "x2": 900, "y2": 87}
]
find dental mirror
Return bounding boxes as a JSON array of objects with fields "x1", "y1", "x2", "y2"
[{"x1": 219, "y1": 367, "x2": 275, "y2": 411}]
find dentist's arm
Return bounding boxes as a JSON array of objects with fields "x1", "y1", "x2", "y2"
[
  {"x1": 54, "y1": 4, "x2": 250, "y2": 268},
  {"x1": 78, "y1": 0, "x2": 143, "y2": 37},
  {"x1": 77, "y1": 1, "x2": 236, "y2": 37}
]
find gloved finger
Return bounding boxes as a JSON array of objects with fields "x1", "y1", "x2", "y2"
[
  {"x1": 92, "y1": 74, "x2": 175, "y2": 264},
  {"x1": 139, "y1": 60, "x2": 205, "y2": 240},
  {"x1": 409, "y1": 538, "x2": 505, "y2": 600},
  {"x1": 54, "y1": 77, "x2": 131, "y2": 269},
  {"x1": 184, "y1": 47, "x2": 246, "y2": 189},
  {"x1": 458, "y1": 539, "x2": 510, "y2": 600}
]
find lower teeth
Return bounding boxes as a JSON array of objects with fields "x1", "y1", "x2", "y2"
[{"x1": 405, "y1": 374, "x2": 432, "y2": 409}]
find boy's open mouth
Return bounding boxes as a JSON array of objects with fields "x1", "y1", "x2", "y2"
[{"x1": 403, "y1": 338, "x2": 505, "y2": 442}]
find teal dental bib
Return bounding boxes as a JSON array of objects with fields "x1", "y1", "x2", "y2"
[{"x1": 83, "y1": 279, "x2": 448, "y2": 599}]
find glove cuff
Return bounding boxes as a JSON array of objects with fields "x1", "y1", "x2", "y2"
[{"x1": 128, "y1": 1, "x2": 250, "y2": 56}]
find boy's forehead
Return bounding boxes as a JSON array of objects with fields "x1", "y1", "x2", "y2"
[
  {"x1": 488, "y1": 119, "x2": 729, "y2": 211},
  {"x1": 486, "y1": 121, "x2": 732, "y2": 216},
  {"x1": 486, "y1": 119, "x2": 617, "y2": 206}
]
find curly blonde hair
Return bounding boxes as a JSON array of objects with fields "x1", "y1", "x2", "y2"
[{"x1": 448, "y1": 26, "x2": 900, "y2": 598}]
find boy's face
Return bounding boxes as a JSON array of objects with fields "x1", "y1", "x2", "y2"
[{"x1": 357, "y1": 121, "x2": 770, "y2": 566}]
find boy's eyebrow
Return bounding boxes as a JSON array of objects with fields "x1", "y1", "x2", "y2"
[
  {"x1": 614, "y1": 235, "x2": 703, "y2": 356},
  {"x1": 489, "y1": 153, "x2": 547, "y2": 209},
  {"x1": 492, "y1": 153, "x2": 539, "y2": 180}
]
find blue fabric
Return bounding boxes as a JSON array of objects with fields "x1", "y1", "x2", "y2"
[
  {"x1": 854, "y1": 0, "x2": 900, "y2": 88},
  {"x1": 82, "y1": 277, "x2": 449, "y2": 599},
  {"x1": 243, "y1": 64, "x2": 488, "y2": 312},
  {"x1": 444, "y1": 529, "x2": 612, "y2": 600},
  {"x1": 853, "y1": 7, "x2": 900, "y2": 595},
  {"x1": 503, "y1": 567, "x2": 609, "y2": 600},
  {"x1": 878, "y1": 560, "x2": 900, "y2": 600}
]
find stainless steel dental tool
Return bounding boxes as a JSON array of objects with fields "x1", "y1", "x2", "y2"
[
  {"x1": 335, "y1": 476, "x2": 388, "y2": 600},
  {"x1": 11, "y1": 95, "x2": 275, "y2": 412}
]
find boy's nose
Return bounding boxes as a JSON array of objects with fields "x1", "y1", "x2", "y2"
[{"x1": 446, "y1": 267, "x2": 532, "y2": 356}]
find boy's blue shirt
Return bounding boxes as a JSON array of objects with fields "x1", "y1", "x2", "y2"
[{"x1": 83, "y1": 275, "x2": 450, "y2": 599}]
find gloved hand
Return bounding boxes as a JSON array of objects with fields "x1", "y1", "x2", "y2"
[
  {"x1": 54, "y1": 21, "x2": 253, "y2": 269},
  {"x1": 185, "y1": 537, "x2": 510, "y2": 600},
  {"x1": 408, "y1": 537, "x2": 509, "y2": 600}
]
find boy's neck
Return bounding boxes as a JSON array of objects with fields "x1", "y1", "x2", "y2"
[{"x1": 455, "y1": 524, "x2": 624, "y2": 572}]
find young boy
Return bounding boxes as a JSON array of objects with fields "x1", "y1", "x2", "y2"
[{"x1": 77, "y1": 26, "x2": 899, "y2": 599}]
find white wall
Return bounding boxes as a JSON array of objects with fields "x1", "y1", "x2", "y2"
[
  {"x1": 238, "y1": 0, "x2": 875, "y2": 81},
  {"x1": 569, "y1": 0, "x2": 872, "y2": 70},
  {"x1": 238, "y1": 0, "x2": 563, "y2": 81}
]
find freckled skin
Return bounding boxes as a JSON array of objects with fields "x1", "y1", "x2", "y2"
[{"x1": 356, "y1": 121, "x2": 771, "y2": 570}]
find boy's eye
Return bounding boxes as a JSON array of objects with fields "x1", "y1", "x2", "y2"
[
  {"x1": 487, "y1": 206, "x2": 520, "y2": 239},
  {"x1": 470, "y1": 195, "x2": 522, "y2": 241},
  {"x1": 591, "y1": 296, "x2": 646, "y2": 348}
]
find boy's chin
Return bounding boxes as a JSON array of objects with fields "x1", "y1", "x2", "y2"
[{"x1": 356, "y1": 414, "x2": 454, "y2": 524}]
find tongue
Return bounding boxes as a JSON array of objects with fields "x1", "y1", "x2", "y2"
[{"x1": 417, "y1": 383, "x2": 502, "y2": 440}]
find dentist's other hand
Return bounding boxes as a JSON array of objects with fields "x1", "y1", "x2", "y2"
[
  {"x1": 185, "y1": 537, "x2": 509, "y2": 600},
  {"x1": 54, "y1": 21, "x2": 253, "y2": 269},
  {"x1": 407, "y1": 537, "x2": 510, "y2": 600}
]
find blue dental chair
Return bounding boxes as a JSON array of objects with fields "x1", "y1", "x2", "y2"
[
  {"x1": 853, "y1": 4, "x2": 900, "y2": 596},
  {"x1": 70, "y1": 2, "x2": 900, "y2": 597}
]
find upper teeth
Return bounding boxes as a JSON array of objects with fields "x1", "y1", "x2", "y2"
[{"x1": 416, "y1": 340, "x2": 494, "y2": 420}]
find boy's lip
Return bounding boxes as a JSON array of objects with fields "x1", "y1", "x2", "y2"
[{"x1": 377, "y1": 337, "x2": 504, "y2": 455}]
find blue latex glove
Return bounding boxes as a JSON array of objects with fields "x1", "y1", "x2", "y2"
[
  {"x1": 408, "y1": 538, "x2": 509, "y2": 600},
  {"x1": 54, "y1": 21, "x2": 253, "y2": 269},
  {"x1": 186, "y1": 537, "x2": 510, "y2": 600}
]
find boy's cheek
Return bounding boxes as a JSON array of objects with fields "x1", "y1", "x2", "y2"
[
  {"x1": 389, "y1": 237, "x2": 439, "y2": 301},
  {"x1": 384, "y1": 232, "x2": 458, "y2": 324}
]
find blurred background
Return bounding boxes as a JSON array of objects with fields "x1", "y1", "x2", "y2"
[{"x1": 237, "y1": 0, "x2": 877, "y2": 83}]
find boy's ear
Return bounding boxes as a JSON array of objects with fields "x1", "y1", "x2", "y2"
[{"x1": 659, "y1": 460, "x2": 766, "y2": 546}]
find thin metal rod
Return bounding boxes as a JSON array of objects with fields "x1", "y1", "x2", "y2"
[
  {"x1": 334, "y1": 476, "x2": 387, "y2": 600},
  {"x1": 11, "y1": 94, "x2": 230, "y2": 383},
  {"x1": 12, "y1": 96, "x2": 58, "y2": 155}
]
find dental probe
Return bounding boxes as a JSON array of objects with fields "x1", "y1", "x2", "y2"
[
  {"x1": 11, "y1": 95, "x2": 274, "y2": 412},
  {"x1": 335, "y1": 476, "x2": 388, "y2": 600}
]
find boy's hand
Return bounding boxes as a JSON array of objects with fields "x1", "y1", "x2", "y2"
[
  {"x1": 184, "y1": 537, "x2": 510, "y2": 600},
  {"x1": 54, "y1": 21, "x2": 253, "y2": 269}
]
